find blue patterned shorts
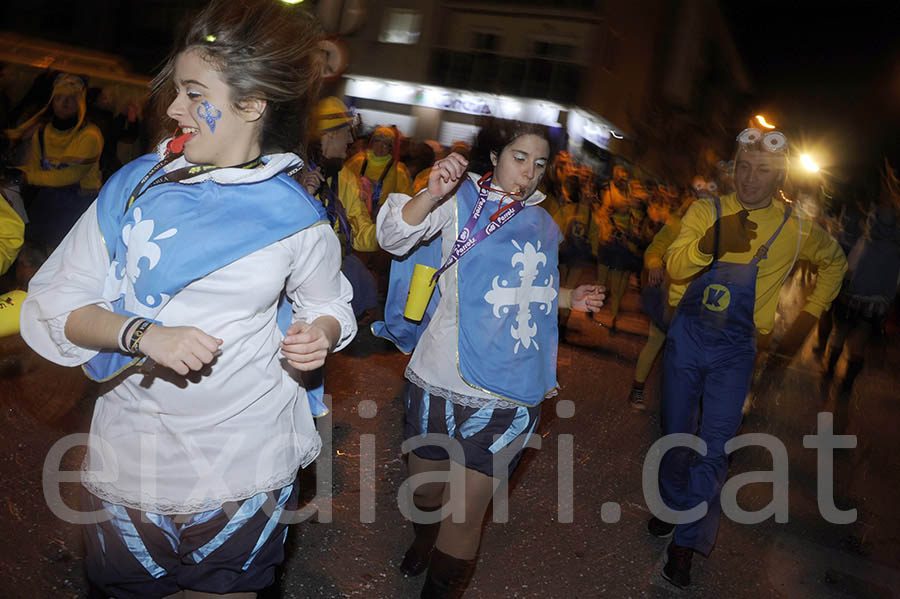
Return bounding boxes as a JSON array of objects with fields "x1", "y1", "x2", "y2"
[
  {"x1": 403, "y1": 382, "x2": 542, "y2": 478},
  {"x1": 81, "y1": 481, "x2": 298, "y2": 599}
]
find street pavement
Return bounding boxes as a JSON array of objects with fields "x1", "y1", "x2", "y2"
[{"x1": 1, "y1": 269, "x2": 898, "y2": 598}]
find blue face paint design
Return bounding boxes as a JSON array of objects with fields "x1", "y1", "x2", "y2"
[{"x1": 198, "y1": 101, "x2": 222, "y2": 133}]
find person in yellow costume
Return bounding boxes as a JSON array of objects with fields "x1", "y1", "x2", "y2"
[
  {"x1": 647, "y1": 127, "x2": 846, "y2": 589},
  {"x1": 590, "y1": 164, "x2": 642, "y2": 329},
  {"x1": 304, "y1": 97, "x2": 377, "y2": 254},
  {"x1": 626, "y1": 194, "x2": 684, "y2": 410},
  {"x1": 6, "y1": 73, "x2": 103, "y2": 250},
  {"x1": 545, "y1": 160, "x2": 593, "y2": 338},
  {"x1": 344, "y1": 125, "x2": 412, "y2": 217},
  {"x1": 303, "y1": 96, "x2": 379, "y2": 317},
  {"x1": 0, "y1": 192, "x2": 24, "y2": 276}
]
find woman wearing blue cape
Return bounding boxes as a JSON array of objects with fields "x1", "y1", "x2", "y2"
[
  {"x1": 377, "y1": 121, "x2": 605, "y2": 598},
  {"x1": 19, "y1": 1, "x2": 355, "y2": 597}
]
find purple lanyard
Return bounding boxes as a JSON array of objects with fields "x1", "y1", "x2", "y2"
[{"x1": 431, "y1": 175, "x2": 528, "y2": 284}]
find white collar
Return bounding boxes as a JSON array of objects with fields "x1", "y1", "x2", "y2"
[
  {"x1": 466, "y1": 172, "x2": 545, "y2": 206},
  {"x1": 155, "y1": 137, "x2": 303, "y2": 185}
]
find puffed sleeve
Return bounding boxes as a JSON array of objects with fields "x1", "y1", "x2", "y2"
[
  {"x1": 376, "y1": 190, "x2": 455, "y2": 256},
  {"x1": 285, "y1": 223, "x2": 357, "y2": 351},
  {"x1": 19, "y1": 201, "x2": 112, "y2": 365}
]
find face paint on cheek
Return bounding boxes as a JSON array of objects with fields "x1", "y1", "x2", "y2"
[{"x1": 198, "y1": 101, "x2": 223, "y2": 133}]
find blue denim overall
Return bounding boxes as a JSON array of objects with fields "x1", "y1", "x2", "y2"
[{"x1": 659, "y1": 197, "x2": 792, "y2": 555}]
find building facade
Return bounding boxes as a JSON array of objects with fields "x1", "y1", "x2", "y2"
[{"x1": 339, "y1": 0, "x2": 752, "y2": 182}]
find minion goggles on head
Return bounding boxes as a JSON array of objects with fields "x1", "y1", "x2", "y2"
[{"x1": 736, "y1": 128, "x2": 788, "y2": 154}]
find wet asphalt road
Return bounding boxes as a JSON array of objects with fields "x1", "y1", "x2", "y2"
[{"x1": 1, "y1": 271, "x2": 898, "y2": 598}]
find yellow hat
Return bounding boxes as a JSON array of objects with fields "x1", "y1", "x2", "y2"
[
  {"x1": 372, "y1": 126, "x2": 396, "y2": 141},
  {"x1": 315, "y1": 96, "x2": 354, "y2": 133}
]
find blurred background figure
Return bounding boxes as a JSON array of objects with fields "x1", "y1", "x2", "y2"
[
  {"x1": 544, "y1": 153, "x2": 593, "y2": 339},
  {"x1": 414, "y1": 140, "x2": 470, "y2": 194},
  {"x1": 305, "y1": 96, "x2": 379, "y2": 318},
  {"x1": 406, "y1": 140, "x2": 436, "y2": 193},
  {"x1": 345, "y1": 124, "x2": 412, "y2": 217},
  {"x1": 4, "y1": 73, "x2": 103, "y2": 252},
  {"x1": 819, "y1": 160, "x2": 900, "y2": 425},
  {"x1": 591, "y1": 164, "x2": 643, "y2": 330},
  {"x1": 628, "y1": 192, "x2": 679, "y2": 410}
]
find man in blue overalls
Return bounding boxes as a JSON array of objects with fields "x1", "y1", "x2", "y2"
[{"x1": 648, "y1": 127, "x2": 847, "y2": 587}]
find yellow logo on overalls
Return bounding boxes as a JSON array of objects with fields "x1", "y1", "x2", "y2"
[{"x1": 703, "y1": 284, "x2": 730, "y2": 312}]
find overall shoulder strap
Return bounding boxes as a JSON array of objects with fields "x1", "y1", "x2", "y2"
[{"x1": 712, "y1": 196, "x2": 722, "y2": 262}]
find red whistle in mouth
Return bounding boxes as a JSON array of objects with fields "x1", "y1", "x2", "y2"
[{"x1": 166, "y1": 130, "x2": 194, "y2": 154}]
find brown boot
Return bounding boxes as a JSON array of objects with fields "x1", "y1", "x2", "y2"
[
  {"x1": 399, "y1": 507, "x2": 442, "y2": 577},
  {"x1": 420, "y1": 548, "x2": 477, "y2": 599}
]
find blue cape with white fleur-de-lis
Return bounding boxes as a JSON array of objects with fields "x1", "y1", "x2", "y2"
[
  {"x1": 455, "y1": 179, "x2": 562, "y2": 406},
  {"x1": 84, "y1": 153, "x2": 327, "y2": 384},
  {"x1": 369, "y1": 235, "x2": 442, "y2": 354}
]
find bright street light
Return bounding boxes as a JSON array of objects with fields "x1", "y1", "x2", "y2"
[
  {"x1": 755, "y1": 114, "x2": 776, "y2": 129},
  {"x1": 281, "y1": 0, "x2": 304, "y2": 4},
  {"x1": 800, "y1": 154, "x2": 820, "y2": 173}
]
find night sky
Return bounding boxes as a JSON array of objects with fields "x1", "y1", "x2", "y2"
[{"x1": 721, "y1": 1, "x2": 900, "y2": 179}]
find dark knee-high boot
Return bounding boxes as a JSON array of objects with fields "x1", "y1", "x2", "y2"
[
  {"x1": 400, "y1": 506, "x2": 442, "y2": 577},
  {"x1": 420, "y1": 548, "x2": 477, "y2": 599}
]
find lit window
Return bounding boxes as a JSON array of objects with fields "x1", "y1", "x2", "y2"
[{"x1": 378, "y1": 9, "x2": 423, "y2": 45}]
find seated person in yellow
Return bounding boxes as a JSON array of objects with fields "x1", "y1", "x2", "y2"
[
  {"x1": 0, "y1": 192, "x2": 24, "y2": 276},
  {"x1": 344, "y1": 125, "x2": 412, "y2": 217},
  {"x1": 303, "y1": 96, "x2": 379, "y2": 317},
  {"x1": 6, "y1": 74, "x2": 103, "y2": 250}
]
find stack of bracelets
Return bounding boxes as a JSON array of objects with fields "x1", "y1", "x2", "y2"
[{"x1": 118, "y1": 316, "x2": 156, "y2": 355}]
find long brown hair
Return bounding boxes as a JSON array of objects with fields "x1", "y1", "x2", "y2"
[{"x1": 150, "y1": 0, "x2": 324, "y2": 158}]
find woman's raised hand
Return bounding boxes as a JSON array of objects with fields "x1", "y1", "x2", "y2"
[
  {"x1": 138, "y1": 325, "x2": 223, "y2": 376},
  {"x1": 570, "y1": 284, "x2": 606, "y2": 313},
  {"x1": 427, "y1": 152, "x2": 468, "y2": 200}
]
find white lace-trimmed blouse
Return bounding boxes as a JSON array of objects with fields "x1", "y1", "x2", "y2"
[{"x1": 21, "y1": 155, "x2": 356, "y2": 514}]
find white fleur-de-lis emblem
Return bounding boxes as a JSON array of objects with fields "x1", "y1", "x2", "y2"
[
  {"x1": 483, "y1": 240, "x2": 557, "y2": 353},
  {"x1": 108, "y1": 207, "x2": 178, "y2": 307}
]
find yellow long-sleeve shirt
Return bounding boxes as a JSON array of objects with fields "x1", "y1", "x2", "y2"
[
  {"x1": 344, "y1": 151, "x2": 412, "y2": 206},
  {"x1": 21, "y1": 124, "x2": 103, "y2": 191},
  {"x1": 324, "y1": 166, "x2": 378, "y2": 253},
  {"x1": 644, "y1": 217, "x2": 682, "y2": 270},
  {"x1": 0, "y1": 194, "x2": 25, "y2": 276},
  {"x1": 665, "y1": 193, "x2": 847, "y2": 334}
]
